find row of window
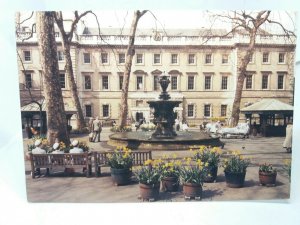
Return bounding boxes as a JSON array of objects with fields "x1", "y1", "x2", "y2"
[
  {"x1": 84, "y1": 103, "x2": 226, "y2": 119},
  {"x1": 24, "y1": 72, "x2": 286, "y2": 91},
  {"x1": 82, "y1": 74, "x2": 229, "y2": 91},
  {"x1": 22, "y1": 50, "x2": 287, "y2": 65}
]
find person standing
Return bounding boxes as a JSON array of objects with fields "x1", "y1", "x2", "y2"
[
  {"x1": 92, "y1": 116, "x2": 102, "y2": 142},
  {"x1": 283, "y1": 121, "x2": 293, "y2": 153}
]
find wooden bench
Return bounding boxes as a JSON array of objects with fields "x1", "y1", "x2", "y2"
[
  {"x1": 93, "y1": 151, "x2": 152, "y2": 177},
  {"x1": 29, "y1": 152, "x2": 92, "y2": 178}
]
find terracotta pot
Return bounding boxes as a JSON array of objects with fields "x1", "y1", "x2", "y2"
[
  {"x1": 183, "y1": 182, "x2": 203, "y2": 199},
  {"x1": 161, "y1": 176, "x2": 179, "y2": 192},
  {"x1": 139, "y1": 182, "x2": 160, "y2": 201},
  {"x1": 204, "y1": 166, "x2": 218, "y2": 183},
  {"x1": 224, "y1": 171, "x2": 246, "y2": 188},
  {"x1": 110, "y1": 167, "x2": 132, "y2": 185},
  {"x1": 259, "y1": 171, "x2": 277, "y2": 186}
]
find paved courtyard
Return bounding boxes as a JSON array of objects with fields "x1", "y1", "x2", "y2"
[{"x1": 23, "y1": 127, "x2": 291, "y2": 203}]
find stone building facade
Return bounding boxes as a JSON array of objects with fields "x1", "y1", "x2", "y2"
[{"x1": 17, "y1": 27, "x2": 295, "y2": 128}]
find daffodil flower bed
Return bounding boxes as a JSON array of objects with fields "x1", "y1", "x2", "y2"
[
  {"x1": 134, "y1": 159, "x2": 163, "y2": 185},
  {"x1": 192, "y1": 146, "x2": 222, "y2": 169},
  {"x1": 223, "y1": 151, "x2": 250, "y2": 173},
  {"x1": 107, "y1": 146, "x2": 134, "y2": 169},
  {"x1": 180, "y1": 157, "x2": 208, "y2": 185}
]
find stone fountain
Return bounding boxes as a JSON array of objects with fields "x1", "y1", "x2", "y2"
[{"x1": 108, "y1": 73, "x2": 224, "y2": 150}]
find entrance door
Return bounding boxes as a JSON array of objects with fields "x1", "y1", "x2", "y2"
[{"x1": 136, "y1": 112, "x2": 143, "y2": 122}]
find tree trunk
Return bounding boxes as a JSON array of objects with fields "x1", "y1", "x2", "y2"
[
  {"x1": 230, "y1": 32, "x2": 256, "y2": 127},
  {"x1": 119, "y1": 10, "x2": 147, "y2": 128},
  {"x1": 36, "y1": 11, "x2": 70, "y2": 145},
  {"x1": 63, "y1": 42, "x2": 86, "y2": 130},
  {"x1": 54, "y1": 12, "x2": 86, "y2": 130}
]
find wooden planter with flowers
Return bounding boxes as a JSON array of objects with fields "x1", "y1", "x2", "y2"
[
  {"x1": 180, "y1": 157, "x2": 207, "y2": 200},
  {"x1": 134, "y1": 159, "x2": 162, "y2": 201},
  {"x1": 259, "y1": 163, "x2": 277, "y2": 186},
  {"x1": 107, "y1": 147, "x2": 133, "y2": 186},
  {"x1": 223, "y1": 151, "x2": 250, "y2": 188},
  {"x1": 193, "y1": 146, "x2": 222, "y2": 183}
]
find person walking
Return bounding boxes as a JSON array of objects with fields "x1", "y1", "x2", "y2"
[
  {"x1": 92, "y1": 116, "x2": 102, "y2": 142},
  {"x1": 283, "y1": 121, "x2": 293, "y2": 153}
]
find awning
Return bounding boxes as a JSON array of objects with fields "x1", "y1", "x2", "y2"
[
  {"x1": 21, "y1": 99, "x2": 77, "y2": 114},
  {"x1": 241, "y1": 99, "x2": 293, "y2": 114}
]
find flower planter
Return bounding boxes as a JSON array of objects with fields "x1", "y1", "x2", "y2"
[
  {"x1": 161, "y1": 176, "x2": 179, "y2": 192},
  {"x1": 204, "y1": 166, "x2": 218, "y2": 183},
  {"x1": 139, "y1": 182, "x2": 160, "y2": 201},
  {"x1": 259, "y1": 171, "x2": 277, "y2": 186},
  {"x1": 183, "y1": 182, "x2": 203, "y2": 200},
  {"x1": 110, "y1": 167, "x2": 132, "y2": 185},
  {"x1": 224, "y1": 171, "x2": 246, "y2": 188}
]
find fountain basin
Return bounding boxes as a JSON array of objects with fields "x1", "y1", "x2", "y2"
[{"x1": 108, "y1": 131, "x2": 224, "y2": 151}]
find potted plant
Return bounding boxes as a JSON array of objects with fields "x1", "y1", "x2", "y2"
[
  {"x1": 160, "y1": 155, "x2": 181, "y2": 192},
  {"x1": 259, "y1": 163, "x2": 277, "y2": 186},
  {"x1": 223, "y1": 151, "x2": 250, "y2": 188},
  {"x1": 180, "y1": 157, "x2": 208, "y2": 200},
  {"x1": 134, "y1": 159, "x2": 162, "y2": 201},
  {"x1": 107, "y1": 146, "x2": 134, "y2": 185},
  {"x1": 283, "y1": 159, "x2": 292, "y2": 182},
  {"x1": 193, "y1": 146, "x2": 222, "y2": 182}
]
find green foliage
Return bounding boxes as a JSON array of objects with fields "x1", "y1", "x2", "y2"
[
  {"x1": 223, "y1": 151, "x2": 250, "y2": 173},
  {"x1": 107, "y1": 147, "x2": 133, "y2": 169},
  {"x1": 160, "y1": 157, "x2": 181, "y2": 178},
  {"x1": 283, "y1": 159, "x2": 291, "y2": 182},
  {"x1": 211, "y1": 117, "x2": 226, "y2": 122},
  {"x1": 259, "y1": 163, "x2": 276, "y2": 173}
]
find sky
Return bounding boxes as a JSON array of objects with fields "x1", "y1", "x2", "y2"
[{"x1": 19, "y1": 10, "x2": 296, "y2": 34}]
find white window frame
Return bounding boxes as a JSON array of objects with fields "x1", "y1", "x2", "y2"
[
  {"x1": 24, "y1": 72, "x2": 32, "y2": 89},
  {"x1": 204, "y1": 53, "x2": 213, "y2": 64},
  {"x1": 153, "y1": 75, "x2": 160, "y2": 91},
  {"x1": 136, "y1": 75, "x2": 144, "y2": 91},
  {"x1": 85, "y1": 104, "x2": 92, "y2": 118},
  {"x1": 170, "y1": 75, "x2": 178, "y2": 90},
  {"x1": 83, "y1": 52, "x2": 91, "y2": 64},
  {"x1": 102, "y1": 104, "x2": 110, "y2": 118},
  {"x1": 59, "y1": 73, "x2": 66, "y2": 89},
  {"x1": 188, "y1": 54, "x2": 196, "y2": 65},
  {"x1": 101, "y1": 52, "x2": 109, "y2": 64},
  {"x1": 119, "y1": 75, "x2": 124, "y2": 90},
  {"x1": 57, "y1": 51, "x2": 64, "y2": 62},
  {"x1": 262, "y1": 52, "x2": 270, "y2": 64},
  {"x1": 84, "y1": 74, "x2": 92, "y2": 90},
  {"x1": 278, "y1": 52, "x2": 286, "y2": 64},
  {"x1": 204, "y1": 104, "x2": 211, "y2": 118},
  {"x1": 204, "y1": 75, "x2": 212, "y2": 90},
  {"x1": 221, "y1": 76, "x2": 228, "y2": 90},
  {"x1": 221, "y1": 54, "x2": 229, "y2": 64},
  {"x1": 171, "y1": 53, "x2": 179, "y2": 65},
  {"x1": 118, "y1": 53, "x2": 126, "y2": 64},
  {"x1": 277, "y1": 73, "x2": 285, "y2": 90},
  {"x1": 261, "y1": 73, "x2": 269, "y2": 90},
  {"x1": 245, "y1": 74, "x2": 253, "y2": 90},
  {"x1": 101, "y1": 74, "x2": 110, "y2": 90},
  {"x1": 220, "y1": 104, "x2": 227, "y2": 117},
  {"x1": 136, "y1": 53, "x2": 144, "y2": 65},
  {"x1": 153, "y1": 53, "x2": 161, "y2": 65},
  {"x1": 187, "y1": 75, "x2": 195, "y2": 90},
  {"x1": 187, "y1": 104, "x2": 195, "y2": 118},
  {"x1": 23, "y1": 50, "x2": 31, "y2": 62}
]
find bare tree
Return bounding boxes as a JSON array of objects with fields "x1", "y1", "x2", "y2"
[
  {"x1": 36, "y1": 11, "x2": 70, "y2": 145},
  {"x1": 212, "y1": 11, "x2": 295, "y2": 126},
  {"x1": 54, "y1": 11, "x2": 92, "y2": 130},
  {"x1": 119, "y1": 10, "x2": 147, "y2": 128}
]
